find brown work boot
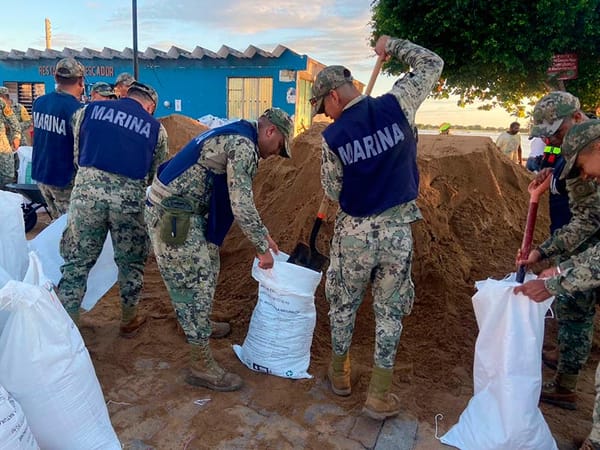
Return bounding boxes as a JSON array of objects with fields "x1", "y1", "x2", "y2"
[
  {"x1": 185, "y1": 342, "x2": 243, "y2": 392},
  {"x1": 327, "y1": 352, "x2": 351, "y2": 396},
  {"x1": 363, "y1": 366, "x2": 401, "y2": 420},
  {"x1": 210, "y1": 321, "x2": 231, "y2": 339},
  {"x1": 119, "y1": 305, "x2": 147, "y2": 338},
  {"x1": 542, "y1": 347, "x2": 558, "y2": 370},
  {"x1": 540, "y1": 373, "x2": 578, "y2": 410}
]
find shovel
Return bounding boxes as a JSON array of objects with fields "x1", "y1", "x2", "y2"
[
  {"x1": 516, "y1": 175, "x2": 551, "y2": 283},
  {"x1": 287, "y1": 54, "x2": 385, "y2": 271}
]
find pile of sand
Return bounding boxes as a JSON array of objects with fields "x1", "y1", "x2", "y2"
[
  {"x1": 158, "y1": 114, "x2": 209, "y2": 156},
  {"x1": 72, "y1": 117, "x2": 598, "y2": 448}
]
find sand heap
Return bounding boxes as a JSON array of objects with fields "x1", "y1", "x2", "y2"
[
  {"x1": 80, "y1": 122, "x2": 568, "y2": 448},
  {"x1": 158, "y1": 114, "x2": 209, "y2": 156}
]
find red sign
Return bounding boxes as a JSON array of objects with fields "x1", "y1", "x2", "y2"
[{"x1": 547, "y1": 53, "x2": 578, "y2": 80}]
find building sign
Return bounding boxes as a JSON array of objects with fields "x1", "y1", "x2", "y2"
[
  {"x1": 547, "y1": 53, "x2": 578, "y2": 80},
  {"x1": 38, "y1": 65, "x2": 115, "y2": 77}
]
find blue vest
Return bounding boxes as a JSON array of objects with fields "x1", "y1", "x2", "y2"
[
  {"x1": 548, "y1": 157, "x2": 572, "y2": 233},
  {"x1": 31, "y1": 92, "x2": 81, "y2": 187},
  {"x1": 78, "y1": 98, "x2": 160, "y2": 179},
  {"x1": 323, "y1": 94, "x2": 418, "y2": 217},
  {"x1": 158, "y1": 120, "x2": 258, "y2": 246}
]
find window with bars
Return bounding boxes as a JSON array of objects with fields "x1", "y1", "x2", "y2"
[
  {"x1": 3, "y1": 82, "x2": 46, "y2": 113},
  {"x1": 227, "y1": 77, "x2": 273, "y2": 120}
]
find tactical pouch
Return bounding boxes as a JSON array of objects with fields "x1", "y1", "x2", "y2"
[{"x1": 159, "y1": 196, "x2": 194, "y2": 246}]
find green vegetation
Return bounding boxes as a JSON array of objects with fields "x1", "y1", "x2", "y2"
[{"x1": 371, "y1": 0, "x2": 600, "y2": 115}]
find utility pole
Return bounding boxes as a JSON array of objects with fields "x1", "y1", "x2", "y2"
[
  {"x1": 132, "y1": 0, "x2": 139, "y2": 79},
  {"x1": 45, "y1": 18, "x2": 52, "y2": 49}
]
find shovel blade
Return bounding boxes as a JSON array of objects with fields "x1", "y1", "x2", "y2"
[{"x1": 287, "y1": 242, "x2": 328, "y2": 272}]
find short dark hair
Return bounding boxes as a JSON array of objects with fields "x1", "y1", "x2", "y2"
[{"x1": 55, "y1": 75, "x2": 81, "y2": 86}]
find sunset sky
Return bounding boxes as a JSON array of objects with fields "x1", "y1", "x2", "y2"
[{"x1": 2, "y1": 0, "x2": 518, "y2": 128}]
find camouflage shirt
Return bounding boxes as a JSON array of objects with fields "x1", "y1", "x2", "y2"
[
  {"x1": 538, "y1": 176, "x2": 600, "y2": 258},
  {"x1": 156, "y1": 121, "x2": 270, "y2": 253},
  {"x1": 541, "y1": 177, "x2": 600, "y2": 295},
  {"x1": 0, "y1": 98, "x2": 21, "y2": 153},
  {"x1": 13, "y1": 103, "x2": 32, "y2": 133},
  {"x1": 321, "y1": 38, "x2": 444, "y2": 223}
]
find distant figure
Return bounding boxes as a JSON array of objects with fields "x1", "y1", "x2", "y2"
[
  {"x1": 114, "y1": 73, "x2": 136, "y2": 98},
  {"x1": 89, "y1": 82, "x2": 117, "y2": 101},
  {"x1": 526, "y1": 136, "x2": 545, "y2": 173},
  {"x1": 0, "y1": 87, "x2": 21, "y2": 187},
  {"x1": 496, "y1": 121, "x2": 522, "y2": 164},
  {"x1": 439, "y1": 122, "x2": 451, "y2": 135}
]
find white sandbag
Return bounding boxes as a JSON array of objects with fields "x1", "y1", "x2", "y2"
[
  {"x1": 0, "y1": 266, "x2": 11, "y2": 334},
  {"x1": 0, "y1": 191, "x2": 28, "y2": 281},
  {"x1": 441, "y1": 273, "x2": 557, "y2": 450},
  {"x1": 233, "y1": 251, "x2": 322, "y2": 379},
  {"x1": 27, "y1": 214, "x2": 118, "y2": 311},
  {"x1": 0, "y1": 252, "x2": 121, "y2": 450},
  {"x1": 16, "y1": 146, "x2": 35, "y2": 184},
  {"x1": 0, "y1": 383, "x2": 39, "y2": 450}
]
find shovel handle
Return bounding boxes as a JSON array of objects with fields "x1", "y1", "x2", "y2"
[{"x1": 365, "y1": 54, "x2": 385, "y2": 96}]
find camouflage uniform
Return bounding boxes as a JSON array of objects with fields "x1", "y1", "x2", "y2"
[
  {"x1": 320, "y1": 38, "x2": 444, "y2": 369},
  {"x1": 57, "y1": 85, "x2": 168, "y2": 317},
  {"x1": 530, "y1": 95, "x2": 600, "y2": 379},
  {"x1": 145, "y1": 128, "x2": 271, "y2": 344},
  {"x1": 0, "y1": 97, "x2": 21, "y2": 187},
  {"x1": 541, "y1": 120, "x2": 600, "y2": 445},
  {"x1": 13, "y1": 102, "x2": 32, "y2": 146}
]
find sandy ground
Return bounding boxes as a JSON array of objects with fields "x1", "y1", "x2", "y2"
[{"x1": 27, "y1": 122, "x2": 600, "y2": 449}]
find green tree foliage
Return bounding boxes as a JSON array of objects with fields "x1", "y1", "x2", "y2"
[{"x1": 371, "y1": 0, "x2": 600, "y2": 114}]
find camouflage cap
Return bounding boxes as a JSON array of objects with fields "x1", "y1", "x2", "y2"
[
  {"x1": 90, "y1": 81, "x2": 116, "y2": 98},
  {"x1": 0, "y1": 86, "x2": 8, "y2": 96},
  {"x1": 127, "y1": 81, "x2": 158, "y2": 106},
  {"x1": 310, "y1": 65, "x2": 353, "y2": 116},
  {"x1": 55, "y1": 57, "x2": 84, "y2": 78},
  {"x1": 115, "y1": 72, "x2": 136, "y2": 86},
  {"x1": 261, "y1": 107, "x2": 293, "y2": 158},
  {"x1": 530, "y1": 91, "x2": 580, "y2": 138},
  {"x1": 559, "y1": 119, "x2": 600, "y2": 179}
]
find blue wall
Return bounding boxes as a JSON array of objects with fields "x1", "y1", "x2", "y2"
[{"x1": 0, "y1": 48, "x2": 307, "y2": 119}]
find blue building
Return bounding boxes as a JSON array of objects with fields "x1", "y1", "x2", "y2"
[{"x1": 0, "y1": 44, "x2": 364, "y2": 135}]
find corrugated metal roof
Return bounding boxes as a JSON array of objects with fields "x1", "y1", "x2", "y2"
[{"x1": 0, "y1": 44, "x2": 300, "y2": 60}]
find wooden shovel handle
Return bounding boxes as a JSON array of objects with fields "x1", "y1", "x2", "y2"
[{"x1": 364, "y1": 54, "x2": 385, "y2": 96}]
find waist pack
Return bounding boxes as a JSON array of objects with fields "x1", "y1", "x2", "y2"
[{"x1": 159, "y1": 196, "x2": 194, "y2": 246}]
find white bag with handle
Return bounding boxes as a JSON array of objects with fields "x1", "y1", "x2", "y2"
[
  {"x1": 0, "y1": 252, "x2": 121, "y2": 450},
  {"x1": 441, "y1": 273, "x2": 557, "y2": 450}
]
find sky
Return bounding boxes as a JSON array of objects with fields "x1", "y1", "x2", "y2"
[{"x1": 2, "y1": 0, "x2": 517, "y2": 128}]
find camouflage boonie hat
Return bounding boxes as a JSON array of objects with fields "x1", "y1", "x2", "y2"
[
  {"x1": 261, "y1": 107, "x2": 293, "y2": 158},
  {"x1": 90, "y1": 82, "x2": 116, "y2": 98},
  {"x1": 127, "y1": 81, "x2": 158, "y2": 106},
  {"x1": 0, "y1": 86, "x2": 8, "y2": 96},
  {"x1": 530, "y1": 91, "x2": 580, "y2": 138},
  {"x1": 559, "y1": 119, "x2": 600, "y2": 179},
  {"x1": 55, "y1": 57, "x2": 84, "y2": 78},
  {"x1": 310, "y1": 65, "x2": 353, "y2": 116},
  {"x1": 115, "y1": 72, "x2": 135, "y2": 86}
]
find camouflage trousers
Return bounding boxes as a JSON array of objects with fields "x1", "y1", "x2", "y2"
[
  {"x1": 0, "y1": 152, "x2": 15, "y2": 187},
  {"x1": 38, "y1": 182, "x2": 72, "y2": 219},
  {"x1": 57, "y1": 186, "x2": 149, "y2": 314},
  {"x1": 589, "y1": 362, "x2": 600, "y2": 444},
  {"x1": 145, "y1": 203, "x2": 220, "y2": 345},
  {"x1": 326, "y1": 216, "x2": 414, "y2": 369},
  {"x1": 555, "y1": 287, "x2": 597, "y2": 375}
]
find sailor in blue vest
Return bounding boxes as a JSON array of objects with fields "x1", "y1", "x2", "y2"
[
  {"x1": 31, "y1": 57, "x2": 85, "y2": 218},
  {"x1": 312, "y1": 35, "x2": 443, "y2": 420},
  {"x1": 57, "y1": 82, "x2": 168, "y2": 338},
  {"x1": 145, "y1": 107, "x2": 293, "y2": 392}
]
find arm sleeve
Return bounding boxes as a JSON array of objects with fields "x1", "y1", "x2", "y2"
[
  {"x1": 226, "y1": 137, "x2": 269, "y2": 253},
  {"x1": 384, "y1": 38, "x2": 444, "y2": 127},
  {"x1": 545, "y1": 241, "x2": 600, "y2": 295},
  {"x1": 147, "y1": 124, "x2": 168, "y2": 185},
  {"x1": 71, "y1": 108, "x2": 85, "y2": 166},
  {"x1": 538, "y1": 177, "x2": 600, "y2": 258},
  {"x1": 2, "y1": 100, "x2": 21, "y2": 142},
  {"x1": 320, "y1": 137, "x2": 343, "y2": 202}
]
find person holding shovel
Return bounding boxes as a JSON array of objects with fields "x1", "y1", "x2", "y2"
[
  {"x1": 145, "y1": 107, "x2": 293, "y2": 392},
  {"x1": 517, "y1": 91, "x2": 600, "y2": 411},
  {"x1": 312, "y1": 35, "x2": 443, "y2": 419},
  {"x1": 515, "y1": 119, "x2": 600, "y2": 450}
]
